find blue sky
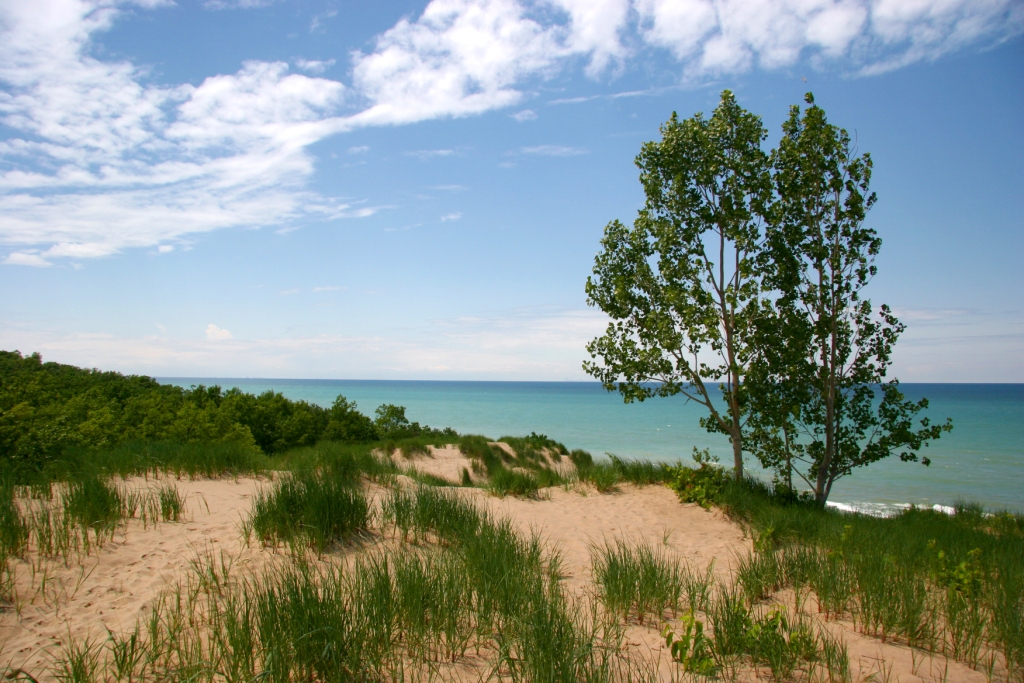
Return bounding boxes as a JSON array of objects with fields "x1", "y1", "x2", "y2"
[{"x1": 1, "y1": 0, "x2": 1022, "y2": 381}]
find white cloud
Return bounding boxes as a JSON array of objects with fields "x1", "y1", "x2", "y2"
[
  {"x1": 635, "y1": 0, "x2": 1022, "y2": 76},
  {"x1": 158, "y1": 245, "x2": 173, "y2": 253},
  {"x1": 511, "y1": 108, "x2": 537, "y2": 121},
  {"x1": 0, "y1": 0, "x2": 1018, "y2": 264},
  {"x1": 347, "y1": 0, "x2": 568, "y2": 127},
  {"x1": 3, "y1": 251, "x2": 53, "y2": 267},
  {"x1": 440, "y1": 212, "x2": 462, "y2": 221},
  {"x1": 294, "y1": 58, "x2": 336, "y2": 74},
  {"x1": 405, "y1": 149, "x2": 458, "y2": 161},
  {"x1": 519, "y1": 144, "x2": 587, "y2": 156},
  {"x1": 205, "y1": 0, "x2": 274, "y2": 9},
  {"x1": 206, "y1": 323, "x2": 233, "y2": 340},
  {"x1": 547, "y1": 0, "x2": 631, "y2": 75},
  {"x1": 0, "y1": 1, "x2": 358, "y2": 262},
  {"x1": 348, "y1": 145, "x2": 370, "y2": 154},
  {"x1": 312, "y1": 285, "x2": 343, "y2": 292}
]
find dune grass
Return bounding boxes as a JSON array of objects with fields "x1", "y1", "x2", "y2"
[
  {"x1": 61, "y1": 486, "x2": 653, "y2": 683},
  {"x1": 592, "y1": 539, "x2": 684, "y2": 624},
  {"x1": 716, "y1": 476, "x2": 1024, "y2": 678},
  {"x1": 249, "y1": 467, "x2": 371, "y2": 553}
]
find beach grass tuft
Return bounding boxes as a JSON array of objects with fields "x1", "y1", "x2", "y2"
[
  {"x1": 249, "y1": 467, "x2": 370, "y2": 553},
  {"x1": 592, "y1": 538, "x2": 684, "y2": 624}
]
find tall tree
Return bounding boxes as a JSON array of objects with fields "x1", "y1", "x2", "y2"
[
  {"x1": 748, "y1": 93, "x2": 951, "y2": 504},
  {"x1": 584, "y1": 90, "x2": 771, "y2": 479}
]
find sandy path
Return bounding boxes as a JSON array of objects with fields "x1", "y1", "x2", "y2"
[{"x1": 470, "y1": 483, "x2": 746, "y2": 586}]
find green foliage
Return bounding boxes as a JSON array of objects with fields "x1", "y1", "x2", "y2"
[
  {"x1": 583, "y1": 91, "x2": 951, "y2": 499},
  {"x1": 456, "y1": 434, "x2": 567, "y2": 498},
  {"x1": 662, "y1": 612, "x2": 717, "y2": 676},
  {"x1": 373, "y1": 404, "x2": 455, "y2": 441},
  {"x1": 458, "y1": 435, "x2": 504, "y2": 474},
  {"x1": 568, "y1": 451, "x2": 675, "y2": 493},
  {"x1": 0, "y1": 350, "x2": 399, "y2": 471},
  {"x1": 667, "y1": 449, "x2": 730, "y2": 508},
  {"x1": 568, "y1": 448, "x2": 593, "y2": 469},
  {"x1": 499, "y1": 432, "x2": 568, "y2": 462},
  {"x1": 84, "y1": 487, "x2": 651, "y2": 683},
  {"x1": 374, "y1": 403, "x2": 413, "y2": 438},
  {"x1": 0, "y1": 481, "x2": 28, "y2": 558},
  {"x1": 664, "y1": 599, "x2": 830, "y2": 682},
  {"x1": 584, "y1": 90, "x2": 772, "y2": 479},
  {"x1": 1, "y1": 351, "x2": 461, "y2": 488},
  {"x1": 157, "y1": 484, "x2": 185, "y2": 522},
  {"x1": 745, "y1": 94, "x2": 952, "y2": 503},
  {"x1": 607, "y1": 454, "x2": 674, "y2": 486},
  {"x1": 322, "y1": 395, "x2": 378, "y2": 442}
]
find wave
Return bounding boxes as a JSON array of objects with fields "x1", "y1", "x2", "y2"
[{"x1": 825, "y1": 500, "x2": 957, "y2": 518}]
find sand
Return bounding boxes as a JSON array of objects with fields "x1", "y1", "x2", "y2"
[{"x1": 0, "y1": 475, "x2": 990, "y2": 682}]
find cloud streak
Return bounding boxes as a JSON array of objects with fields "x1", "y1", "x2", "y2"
[{"x1": 0, "y1": 308, "x2": 612, "y2": 379}]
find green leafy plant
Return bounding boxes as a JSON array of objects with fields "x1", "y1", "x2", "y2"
[
  {"x1": 667, "y1": 449, "x2": 729, "y2": 508},
  {"x1": 662, "y1": 611, "x2": 718, "y2": 676}
]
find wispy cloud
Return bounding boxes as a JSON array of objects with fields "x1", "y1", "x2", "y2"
[
  {"x1": 440, "y1": 212, "x2": 462, "y2": 221},
  {"x1": 1, "y1": 308, "x2": 611, "y2": 379},
  {"x1": 405, "y1": 149, "x2": 456, "y2": 160},
  {"x1": 348, "y1": 145, "x2": 370, "y2": 154},
  {"x1": 511, "y1": 109, "x2": 537, "y2": 121},
  {"x1": 309, "y1": 9, "x2": 338, "y2": 33},
  {"x1": 518, "y1": 145, "x2": 588, "y2": 156},
  {"x1": 312, "y1": 285, "x2": 344, "y2": 292},
  {"x1": 548, "y1": 95, "x2": 600, "y2": 105},
  {"x1": 3, "y1": 251, "x2": 51, "y2": 267},
  {"x1": 204, "y1": 0, "x2": 274, "y2": 9},
  {"x1": 294, "y1": 58, "x2": 336, "y2": 74}
]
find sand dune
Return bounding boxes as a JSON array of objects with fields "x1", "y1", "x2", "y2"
[{"x1": 0, "y1": 475, "x2": 989, "y2": 682}]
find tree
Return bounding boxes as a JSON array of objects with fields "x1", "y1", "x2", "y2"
[
  {"x1": 323, "y1": 396, "x2": 379, "y2": 442},
  {"x1": 746, "y1": 93, "x2": 951, "y2": 504},
  {"x1": 584, "y1": 90, "x2": 772, "y2": 479}
]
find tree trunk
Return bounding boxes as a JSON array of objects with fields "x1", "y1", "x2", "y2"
[{"x1": 732, "y1": 429, "x2": 744, "y2": 480}]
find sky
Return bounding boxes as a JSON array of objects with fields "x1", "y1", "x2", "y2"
[{"x1": 0, "y1": 0, "x2": 1022, "y2": 382}]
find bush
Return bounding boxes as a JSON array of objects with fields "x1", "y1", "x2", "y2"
[{"x1": 667, "y1": 450, "x2": 729, "y2": 508}]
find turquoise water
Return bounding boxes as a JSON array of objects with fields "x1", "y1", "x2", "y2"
[{"x1": 159, "y1": 379, "x2": 1023, "y2": 514}]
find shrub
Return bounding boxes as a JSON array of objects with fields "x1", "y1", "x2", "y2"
[{"x1": 667, "y1": 450, "x2": 729, "y2": 508}]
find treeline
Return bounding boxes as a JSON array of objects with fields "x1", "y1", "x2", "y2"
[{"x1": 0, "y1": 350, "x2": 450, "y2": 468}]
